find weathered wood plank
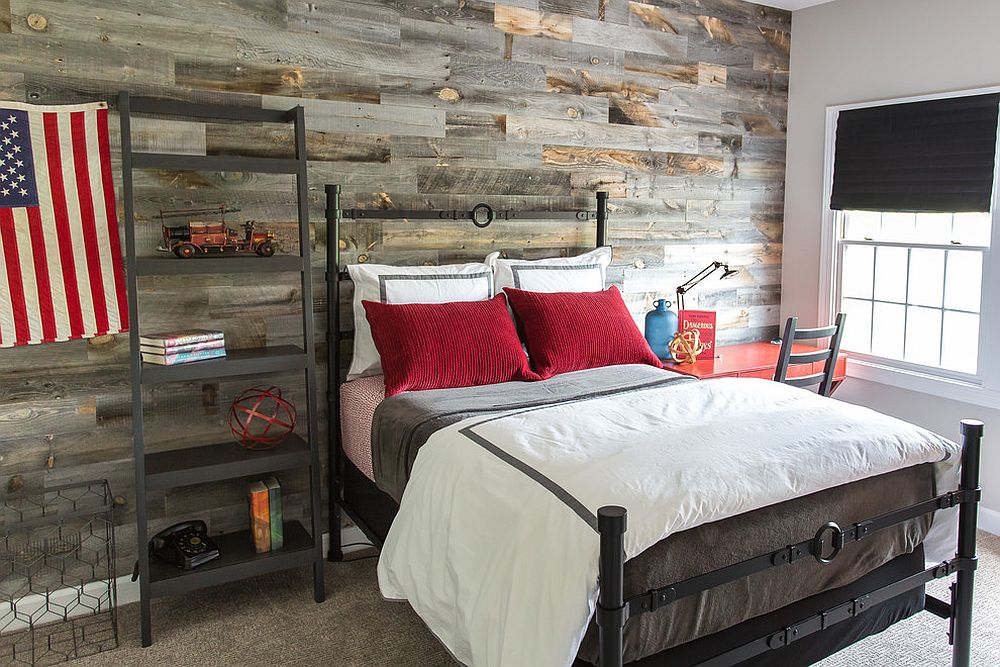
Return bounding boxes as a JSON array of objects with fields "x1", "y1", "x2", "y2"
[
  {"x1": 349, "y1": 0, "x2": 494, "y2": 25},
  {"x1": 510, "y1": 33, "x2": 624, "y2": 73},
  {"x1": 236, "y1": 29, "x2": 449, "y2": 79},
  {"x1": 399, "y1": 15, "x2": 505, "y2": 53},
  {"x1": 21, "y1": 72, "x2": 263, "y2": 110},
  {"x1": 0, "y1": 33, "x2": 174, "y2": 85},
  {"x1": 572, "y1": 16, "x2": 687, "y2": 59},
  {"x1": 262, "y1": 95, "x2": 446, "y2": 138},
  {"x1": 546, "y1": 67, "x2": 661, "y2": 103},
  {"x1": 0, "y1": 70, "x2": 23, "y2": 101},
  {"x1": 417, "y1": 166, "x2": 571, "y2": 195},
  {"x1": 445, "y1": 111, "x2": 505, "y2": 140},
  {"x1": 175, "y1": 59, "x2": 382, "y2": 103},
  {"x1": 109, "y1": 117, "x2": 206, "y2": 156},
  {"x1": 628, "y1": 2, "x2": 680, "y2": 34},
  {"x1": 205, "y1": 123, "x2": 391, "y2": 163},
  {"x1": 542, "y1": 145, "x2": 724, "y2": 176},
  {"x1": 382, "y1": 80, "x2": 609, "y2": 123},
  {"x1": 9, "y1": 0, "x2": 238, "y2": 59},
  {"x1": 623, "y1": 52, "x2": 698, "y2": 83},
  {"x1": 494, "y1": 5, "x2": 573, "y2": 41},
  {"x1": 507, "y1": 114, "x2": 699, "y2": 153},
  {"x1": 287, "y1": 0, "x2": 402, "y2": 45},
  {"x1": 393, "y1": 135, "x2": 498, "y2": 164},
  {"x1": 448, "y1": 56, "x2": 547, "y2": 89},
  {"x1": 0, "y1": 398, "x2": 96, "y2": 439},
  {"x1": 722, "y1": 110, "x2": 786, "y2": 137}
]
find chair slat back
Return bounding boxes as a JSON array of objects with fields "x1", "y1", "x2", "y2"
[{"x1": 773, "y1": 313, "x2": 846, "y2": 397}]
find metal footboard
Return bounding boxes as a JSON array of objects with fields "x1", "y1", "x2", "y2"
[{"x1": 597, "y1": 419, "x2": 984, "y2": 667}]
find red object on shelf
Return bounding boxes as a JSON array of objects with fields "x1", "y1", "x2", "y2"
[
  {"x1": 677, "y1": 310, "x2": 717, "y2": 360},
  {"x1": 661, "y1": 341, "x2": 849, "y2": 394},
  {"x1": 228, "y1": 385, "x2": 297, "y2": 450}
]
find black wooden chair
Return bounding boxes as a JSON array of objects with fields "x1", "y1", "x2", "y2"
[{"x1": 773, "y1": 313, "x2": 847, "y2": 397}]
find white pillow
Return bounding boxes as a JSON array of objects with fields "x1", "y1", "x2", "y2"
[
  {"x1": 489, "y1": 246, "x2": 612, "y2": 293},
  {"x1": 347, "y1": 259, "x2": 496, "y2": 379}
]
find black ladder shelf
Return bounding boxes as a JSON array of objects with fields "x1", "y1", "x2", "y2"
[{"x1": 117, "y1": 92, "x2": 325, "y2": 647}]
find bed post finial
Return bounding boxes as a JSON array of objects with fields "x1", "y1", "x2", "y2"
[
  {"x1": 597, "y1": 505, "x2": 626, "y2": 667},
  {"x1": 952, "y1": 419, "x2": 983, "y2": 667}
]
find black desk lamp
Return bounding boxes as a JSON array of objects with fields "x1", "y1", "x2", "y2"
[{"x1": 675, "y1": 261, "x2": 739, "y2": 310}]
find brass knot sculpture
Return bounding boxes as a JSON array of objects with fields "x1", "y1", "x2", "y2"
[{"x1": 668, "y1": 329, "x2": 706, "y2": 364}]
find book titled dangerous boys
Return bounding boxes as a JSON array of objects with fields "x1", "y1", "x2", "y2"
[{"x1": 677, "y1": 310, "x2": 717, "y2": 360}]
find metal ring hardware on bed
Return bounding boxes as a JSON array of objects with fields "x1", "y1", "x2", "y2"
[{"x1": 322, "y1": 184, "x2": 982, "y2": 667}]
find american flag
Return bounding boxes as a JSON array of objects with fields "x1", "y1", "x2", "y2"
[{"x1": 0, "y1": 101, "x2": 128, "y2": 347}]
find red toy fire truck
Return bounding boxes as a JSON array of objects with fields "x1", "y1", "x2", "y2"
[{"x1": 158, "y1": 206, "x2": 276, "y2": 258}]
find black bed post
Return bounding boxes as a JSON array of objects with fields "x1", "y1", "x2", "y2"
[
  {"x1": 952, "y1": 419, "x2": 983, "y2": 667},
  {"x1": 597, "y1": 506, "x2": 627, "y2": 667},
  {"x1": 596, "y1": 191, "x2": 609, "y2": 248},
  {"x1": 326, "y1": 184, "x2": 344, "y2": 562}
]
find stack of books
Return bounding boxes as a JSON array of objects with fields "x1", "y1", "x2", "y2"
[
  {"x1": 139, "y1": 329, "x2": 226, "y2": 365},
  {"x1": 249, "y1": 477, "x2": 284, "y2": 554}
]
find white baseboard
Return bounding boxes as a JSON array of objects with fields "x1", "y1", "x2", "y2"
[
  {"x1": 7, "y1": 527, "x2": 372, "y2": 630},
  {"x1": 4, "y1": 579, "x2": 131, "y2": 633},
  {"x1": 980, "y1": 506, "x2": 1000, "y2": 536}
]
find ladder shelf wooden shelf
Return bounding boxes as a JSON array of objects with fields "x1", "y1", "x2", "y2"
[{"x1": 118, "y1": 91, "x2": 325, "y2": 648}]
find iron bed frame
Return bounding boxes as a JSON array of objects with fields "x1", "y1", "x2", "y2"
[{"x1": 323, "y1": 183, "x2": 983, "y2": 666}]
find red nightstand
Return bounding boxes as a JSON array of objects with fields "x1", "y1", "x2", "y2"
[{"x1": 661, "y1": 341, "x2": 848, "y2": 394}]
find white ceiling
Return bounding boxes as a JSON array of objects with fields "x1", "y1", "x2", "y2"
[{"x1": 757, "y1": 0, "x2": 837, "y2": 10}]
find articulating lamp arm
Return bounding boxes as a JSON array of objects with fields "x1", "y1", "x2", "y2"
[{"x1": 675, "y1": 261, "x2": 726, "y2": 310}]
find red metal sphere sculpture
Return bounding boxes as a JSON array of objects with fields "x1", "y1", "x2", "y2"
[{"x1": 228, "y1": 385, "x2": 297, "y2": 450}]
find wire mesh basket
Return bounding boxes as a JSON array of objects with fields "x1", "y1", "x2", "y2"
[{"x1": 0, "y1": 480, "x2": 118, "y2": 665}]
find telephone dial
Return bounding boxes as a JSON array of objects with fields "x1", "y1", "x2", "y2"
[{"x1": 148, "y1": 520, "x2": 220, "y2": 570}]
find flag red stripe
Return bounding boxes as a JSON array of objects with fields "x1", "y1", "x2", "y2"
[
  {"x1": 0, "y1": 209, "x2": 30, "y2": 345},
  {"x1": 43, "y1": 112, "x2": 85, "y2": 337},
  {"x1": 70, "y1": 111, "x2": 109, "y2": 335},
  {"x1": 26, "y1": 206, "x2": 57, "y2": 342},
  {"x1": 96, "y1": 108, "x2": 127, "y2": 325}
]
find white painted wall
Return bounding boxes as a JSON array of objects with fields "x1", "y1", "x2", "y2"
[{"x1": 783, "y1": 0, "x2": 1000, "y2": 521}]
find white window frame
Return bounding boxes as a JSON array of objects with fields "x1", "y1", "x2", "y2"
[{"x1": 818, "y1": 86, "x2": 1000, "y2": 409}]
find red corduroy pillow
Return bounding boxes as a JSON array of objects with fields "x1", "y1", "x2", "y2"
[
  {"x1": 503, "y1": 286, "x2": 663, "y2": 379},
  {"x1": 363, "y1": 294, "x2": 539, "y2": 397}
]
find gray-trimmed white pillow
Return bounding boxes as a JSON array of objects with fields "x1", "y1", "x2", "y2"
[
  {"x1": 488, "y1": 246, "x2": 611, "y2": 294},
  {"x1": 347, "y1": 257, "x2": 496, "y2": 379}
]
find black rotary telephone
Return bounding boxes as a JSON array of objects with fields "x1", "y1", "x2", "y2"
[{"x1": 148, "y1": 520, "x2": 220, "y2": 570}]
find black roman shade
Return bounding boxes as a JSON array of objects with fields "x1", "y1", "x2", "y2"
[{"x1": 830, "y1": 93, "x2": 1000, "y2": 213}]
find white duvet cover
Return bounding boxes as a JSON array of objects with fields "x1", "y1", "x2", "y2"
[{"x1": 377, "y1": 374, "x2": 961, "y2": 667}]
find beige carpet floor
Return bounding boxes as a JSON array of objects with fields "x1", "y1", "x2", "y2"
[{"x1": 77, "y1": 531, "x2": 1000, "y2": 666}]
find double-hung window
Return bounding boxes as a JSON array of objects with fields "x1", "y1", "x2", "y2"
[{"x1": 825, "y1": 90, "x2": 1000, "y2": 395}]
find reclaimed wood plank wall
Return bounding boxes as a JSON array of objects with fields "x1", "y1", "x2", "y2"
[{"x1": 0, "y1": 0, "x2": 789, "y2": 573}]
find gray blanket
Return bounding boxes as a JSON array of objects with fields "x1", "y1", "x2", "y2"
[{"x1": 371, "y1": 364, "x2": 693, "y2": 502}]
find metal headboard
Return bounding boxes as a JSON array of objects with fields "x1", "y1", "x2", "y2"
[{"x1": 324, "y1": 186, "x2": 609, "y2": 554}]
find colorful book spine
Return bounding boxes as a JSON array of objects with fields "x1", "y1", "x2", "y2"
[
  {"x1": 265, "y1": 477, "x2": 283, "y2": 551},
  {"x1": 249, "y1": 481, "x2": 271, "y2": 554},
  {"x1": 139, "y1": 329, "x2": 224, "y2": 347},
  {"x1": 141, "y1": 348, "x2": 227, "y2": 365},
  {"x1": 139, "y1": 339, "x2": 226, "y2": 355}
]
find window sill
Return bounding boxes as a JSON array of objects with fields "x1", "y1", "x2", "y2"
[{"x1": 846, "y1": 357, "x2": 1000, "y2": 409}]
